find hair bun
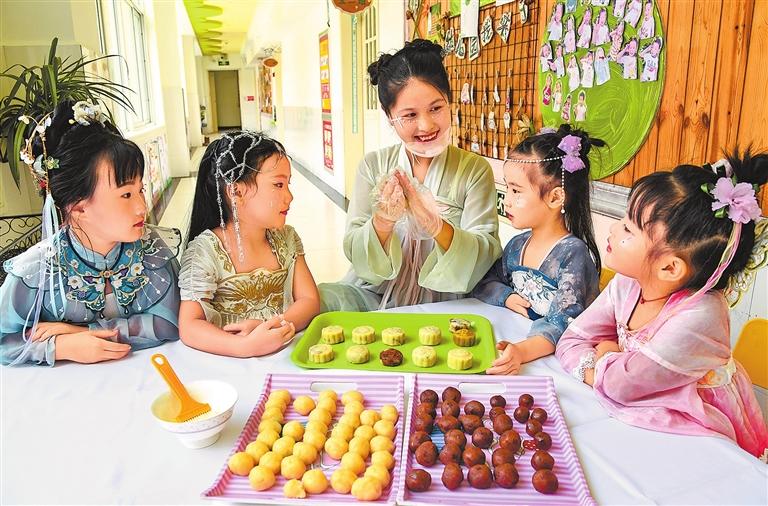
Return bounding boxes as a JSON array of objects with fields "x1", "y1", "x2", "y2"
[
  {"x1": 368, "y1": 53, "x2": 395, "y2": 85},
  {"x1": 556, "y1": 123, "x2": 605, "y2": 157},
  {"x1": 404, "y1": 38, "x2": 444, "y2": 57}
]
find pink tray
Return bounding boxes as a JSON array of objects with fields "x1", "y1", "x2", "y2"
[
  {"x1": 397, "y1": 374, "x2": 595, "y2": 506},
  {"x1": 202, "y1": 372, "x2": 405, "y2": 504}
]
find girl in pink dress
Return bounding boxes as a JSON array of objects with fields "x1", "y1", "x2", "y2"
[
  {"x1": 556, "y1": 152, "x2": 768, "y2": 459},
  {"x1": 576, "y1": 9, "x2": 592, "y2": 49}
]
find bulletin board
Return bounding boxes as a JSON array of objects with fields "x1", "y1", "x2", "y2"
[{"x1": 538, "y1": 0, "x2": 665, "y2": 179}]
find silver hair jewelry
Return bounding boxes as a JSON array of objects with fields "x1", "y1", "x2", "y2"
[
  {"x1": 505, "y1": 154, "x2": 569, "y2": 214},
  {"x1": 214, "y1": 131, "x2": 263, "y2": 262}
]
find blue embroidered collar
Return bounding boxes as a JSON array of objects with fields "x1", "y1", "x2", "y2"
[{"x1": 61, "y1": 231, "x2": 149, "y2": 312}]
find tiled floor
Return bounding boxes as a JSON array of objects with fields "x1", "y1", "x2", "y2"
[{"x1": 156, "y1": 146, "x2": 350, "y2": 284}]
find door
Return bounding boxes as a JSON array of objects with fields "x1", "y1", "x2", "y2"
[{"x1": 213, "y1": 70, "x2": 241, "y2": 129}]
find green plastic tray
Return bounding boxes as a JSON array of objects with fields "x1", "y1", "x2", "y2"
[{"x1": 290, "y1": 311, "x2": 497, "y2": 374}]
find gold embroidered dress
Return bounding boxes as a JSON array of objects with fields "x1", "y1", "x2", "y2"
[{"x1": 179, "y1": 226, "x2": 304, "y2": 326}]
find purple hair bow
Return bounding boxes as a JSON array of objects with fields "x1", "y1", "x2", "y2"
[{"x1": 557, "y1": 135, "x2": 585, "y2": 173}]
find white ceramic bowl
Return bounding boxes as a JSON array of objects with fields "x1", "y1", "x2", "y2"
[{"x1": 151, "y1": 380, "x2": 238, "y2": 449}]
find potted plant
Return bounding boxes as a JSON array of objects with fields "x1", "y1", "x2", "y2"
[{"x1": 0, "y1": 37, "x2": 133, "y2": 189}]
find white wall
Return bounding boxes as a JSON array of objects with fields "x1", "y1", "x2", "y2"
[{"x1": 238, "y1": 67, "x2": 260, "y2": 131}]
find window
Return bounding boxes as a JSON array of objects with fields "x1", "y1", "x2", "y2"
[
  {"x1": 362, "y1": 3, "x2": 378, "y2": 111},
  {"x1": 99, "y1": 0, "x2": 152, "y2": 130}
]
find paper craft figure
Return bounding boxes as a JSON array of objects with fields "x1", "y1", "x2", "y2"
[
  {"x1": 481, "y1": 74, "x2": 488, "y2": 105},
  {"x1": 561, "y1": 93, "x2": 573, "y2": 122},
  {"x1": 461, "y1": 81, "x2": 471, "y2": 104},
  {"x1": 580, "y1": 51, "x2": 595, "y2": 88},
  {"x1": 592, "y1": 0, "x2": 610, "y2": 6},
  {"x1": 565, "y1": 0, "x2": 577, "y2": 14},
  {"x1": 488, "y1": 110, "x2": 497, "y2": 130},
  {"x1": 470, "y1": 133, "x2": 481, "y2": 154},
  {"x1": 638, "y1": 0, "x2": 655, "y2": 39},
  {"x1": 481, "y1": 14, "x2": 494, "y2": 45},
  {"x1": 454, "y1": 107, "x2": 461, "y2": 128},
  {"x1": 548, "y1": 3, "x2": 564, "y2": 41},
  {"x1": 502, "y1": 142, "x2": 509, "y2": 160},
  {"x1": 609, "y1": 22, "x2": 625, "y2": 61},
  {"x1": 639, "y1": 37, "x2": 662, "y2": 82},
  {"x1": 567, "y1": 55, "x2": 581, "y2": 92},
  {"x1": 577, "y1": 9, "x2": 593, "y2": 49},
  {"x1": 519, "y1": 0, "x2": 529, "y2": 24},
  {"x1": 493, "y1": 72, "x2": 501, "y2": 103},
  {"x1": 592, "y1": 8, "x2": 609, "y2": 46},
  {"x1": 480, "y1": 111, "x2": 486, "y2": 131},
  {"x1": 542, "y1": 73, "x2": 553, "y2": 105},
  {"x1": 540, "y1": 43, "x2": 553, "y2": 73},
  {"x1": 550, "y1": 43, "x2": 566, "y2": 77},
  {"x1": 492, "y1": 136, "x2": 499, "y2": 158},
  {"x1": 613, "y1": 0, "x2": 627, "y2": 19},
  {"x1": 470, "y1": 73, "x2": 475, "y2": 104},
  {"x1": 574, "y1": 90, "x2": 587, "y2": 122},
  {"x1": 497, "y1": 10, "x2": 512, "y2": 42},
  {"x1": 552, "y1": 81, "x2": 563, "y2": 112},
  {"x1": 563, "y1": 16, "x2": 577, "y2": 54},
  {"x1": 624, "y1": 0, "x2": 642, "y2": 28},
  {"x1": 503, "y1": 110, "x2": 512, "y2": 130},
  {"x1": 594, "y1": 47, "x2": 611, "y2": 85},
  {"x1": 617, "y1": 38, "x2": 638, "y2": 79}
]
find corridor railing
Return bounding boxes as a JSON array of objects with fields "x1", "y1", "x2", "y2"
[{"x1": 0, "y1": 214, "x2": 42, "y2": 284}]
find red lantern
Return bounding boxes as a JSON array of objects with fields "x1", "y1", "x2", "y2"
[{"x1": 332, "y1": 0, "x2": 372, "y2": 14}]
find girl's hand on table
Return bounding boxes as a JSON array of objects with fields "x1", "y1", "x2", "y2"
[
  {"x1": 223, "y1": 319, "x2": 264, "y2": 336},
  {"x1": 486, "y1": 340, "x2": 524, "y2": 375},
  {"x1": 27, "y1": 322, "x2": 87, "y2": 341},
  {"x1": 55, "y1": 329, "x2": 130, "y2": 363},
  {"x1": 504, "y1": 294, "x2": 531, "y2": 317}
]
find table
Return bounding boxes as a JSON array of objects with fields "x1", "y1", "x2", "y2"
[{"x1": 2, "y1": 299, "x2": 766, "y2": 504}]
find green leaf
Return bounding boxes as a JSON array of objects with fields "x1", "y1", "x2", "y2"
[
  {"x1": 714, "y1": 207, "x2": 727, "y2": 219},
  {"x1": 47, "y1": 37, "x2": 58, "y2": 66},
  {"x1": 9, "y1": 120, "x2": 27, "y2": 189}
]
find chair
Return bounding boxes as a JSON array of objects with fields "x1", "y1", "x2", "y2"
[
  {"x1": 733, "y1": 318, "x2": 768, "y2": 389},
  {"x1": 599, "y1": 267, "x2": 616, "y2": 292}
]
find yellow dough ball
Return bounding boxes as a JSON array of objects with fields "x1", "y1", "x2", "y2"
[
  {"x1": 262, "y1": 408, "x2": 285, "y2": 424},
  {"x1": 338, "y1": 413, "x2": 361, "y2": 430},
  {"x1": 331, "y1": 423, "x2": 355, "y2": 441},
  {"x1": 303, "y1": 430, "x2": 327, "y2": 451},
  {"x1": 227, "y1": 452, "x2": 255, "y2": 476},
  {"x1": 258, "y1": 419, "x2": 282, "y2": 434},
  {"x1": 364, "y1": 464, "x2": 391, "y2": 488},
  {"x1": 256, "y1": 429, "x2": 280, "y2": 449},
  {"x1": 301, "y1": 468, "x2": 329, "y2": 494},
  {"x1": 271, "y1": 436, "x2": 296, "y2": 457},
  {"x1": 351, "y1": 476, "x2": 383, "y2": 501},
  {"x1": 324, "y1": 437, "x2": 349, "y2": 460},
  {"x1": 354, "y1": 424, "x2": 376, "y2": 441},
  {"x1": 283, "y1": 479, "x2": 306, "y2": 498},
  {"x1": 370, "y1": 435, "x2": 395, "y2": 454},
  {"x1": 340, "y1": 451, "x2": 366, "y2": 475},
  {"x1": 317, "y1": 397, "x2": 337, "y2": 415},
  {"x1": 318, "y1": 389, "x2": 338, "y2": 403},
  {"x1": 371, "y1": 450, "x2": 395, "y2": 470},
  {"x1": 292, "y1": 441, "x2": 319, "y2": 465},
  {"x1": 282, "y1": 421, "x2": 305, "y2": 441},
  {"x1": 330, "y1": 468, "x2": 357, "y2": 494},
  {"x1": 341, "y1": 390, "x2": 364, "y2": 406},
  {"x1": 259, "y1": 451, "x2": 282, "y2": 474},
  {"x1": 293, "y1": 395, "x2": 316, "y2": 416},
  {"x1": 280, "y1": 455, "x2": 307, "y2": 480},
  {"x1": 308, "y1": 408, "x2": 332, "y2": 426},
  {"x1": 244, "y1": 440, "x2": 269, "y2": 464},
  {"x1": 359, "y1": 409, "x2": 380, "y2": 427},
  {"x1": 248, "y1": 465, "x2": 276, "y2": 491},
  {"x1": 269, "y1": 389, "x2": 291, "y2": 405},
  {"x1": 264, "y1": 399, "x2": 286, "y2": 414},
  {"x1": 348, "y1": 436, "x2": 371, "y2": 459},
  {"x1": 344, "y1": 400, "x2": 365, "y2": 417},
  {"x1": 380, "y1": 404, "x2": 399, "y2": 424},
  {"x1": 373, "y1": 419, "x2": 396, "y2": 440},
  {"x1": 304, "y1": 420, "x2": 328, "y2": 436}
]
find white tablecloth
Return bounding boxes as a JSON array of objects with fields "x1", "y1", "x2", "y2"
[{"x1": 2, "y1": 299, "x2": 766, "y2": 505}]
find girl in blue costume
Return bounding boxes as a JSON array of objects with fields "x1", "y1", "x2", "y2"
[{"x1": 0, "y1": 100, "x2": 181, "y2": 366}]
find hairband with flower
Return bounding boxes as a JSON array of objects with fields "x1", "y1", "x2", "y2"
[
  {"x1": 69, "y1": 100, "x2": 107, "y2": 126},
  {"x1": 18, "y1": 113, "x2": 55, "y2": 193},
  {"x1": 701, "y1": 159, "x2": 761, "y2": 224}
]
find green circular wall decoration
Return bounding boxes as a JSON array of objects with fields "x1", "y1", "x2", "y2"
[{"x1": 538, "y1": 0, "x2": 665, "y2": 180}]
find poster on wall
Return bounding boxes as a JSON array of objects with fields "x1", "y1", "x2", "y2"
[
  {"x1": 538, "y1": 0, "x2": 665, "y2": 179},
  {"x1": 320, "y1": 30, "x2": 334, "y2": 172},
  {"x1": 322, "y1": 119, "x2": 334, "y2": 171},
  {"x1": 141, "y1": 135, "x2": 171, "y2": 209}
]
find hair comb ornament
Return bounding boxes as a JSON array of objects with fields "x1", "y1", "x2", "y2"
[{"x1": 69, "y1": 100, "x2": 107, "y2": 126}]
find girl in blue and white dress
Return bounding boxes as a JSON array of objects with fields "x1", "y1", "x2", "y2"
[
  {"x1": 473, "y1": 125, "x2": 602, "y2": 375},
  {"x1": 0, "y1": 101, "x2": 180, "y2": 366}
]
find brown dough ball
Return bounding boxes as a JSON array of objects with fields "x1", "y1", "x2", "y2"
[
  {"x1": 405, "y1": 469, "x2": 432, "y2": 492},
  {"x1": 530, "y1": 407, "x2": 548, "y2": 425},
  {"x1": 472, "y1": 427, "x2": 494, "y2": 449},
  {"x1": 444, "y1": 429, "x2": 467, "y2": 449},
  {"x1": 493, "y1": 414, "x2": 514, "y2": 435},
  {"x1": 458, "y1": 414, "x2": 483, "y2": 434},
  {"x1": 441, "y1": 462, "x2": 464, "y2": 490},
  {"x1": 467, "y1": 464, "x2": 493, "y2": 489},
  {"x1": 490, "y1": 395, "x2": 507, "y2": 408},
  {"x1": 436, "y1": 415, "x2": 461, "y2": 433},
  {"x1": 494, "y1": 463, "x2": 520, "y2": 488},
  {"x1": 462, "y1": 445, "x2": 486, "y2": 467},
  {"x1": 415, "y1": 441, "x2": 439, "y2": 467},
  {"x1": 413, "y1": 414, "x2": 434, "y2": 434},
  {"x1": 499, "y1": 429, "x2": 522, "y2": 453},
  {"x1": 518, "y1": 393, "x2": 534, "y2": 408},
  {"x1": 532, "y1": 469, "x2": 559, "y2": 494},
  {"x1": 489, "y1": 406, "x2": 507, "y2": 420},
  {"x1": 409, "y1": 431, "x2": 432, "y2": 453},
  {"x1": 526, "y1": 419, "x2": 543, "y2": 437},
  {"x1": 439, "y1": 443, "x2": 463, "y2": 465},
  {"x1": 441, "y1": 400, "x2": 460, "y2": 418},
  {"x1": 531, "y1": 450, "x2": 555, "y2": 470},
  {"x1": 442, "y1": 387, "x2": 461, "y2": 403},
  {"x1": 513, "y1": 406, "x2": 530, "y2": 424},
  {"x1": 492, "y1": 447, "x2": 517, "y2": 467},
  {"x1": 415, "y1": 403, "x2": 437, "y2": 418},
  {"x1": 534, "y1": 431, "x2": 553, "y2": 451},
  {"x1": 420, "y1": 389, "x2": 439, "y2": 405},
  {"x1": 464, "y1": 400, "x2": 485, "y2": 417}
]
